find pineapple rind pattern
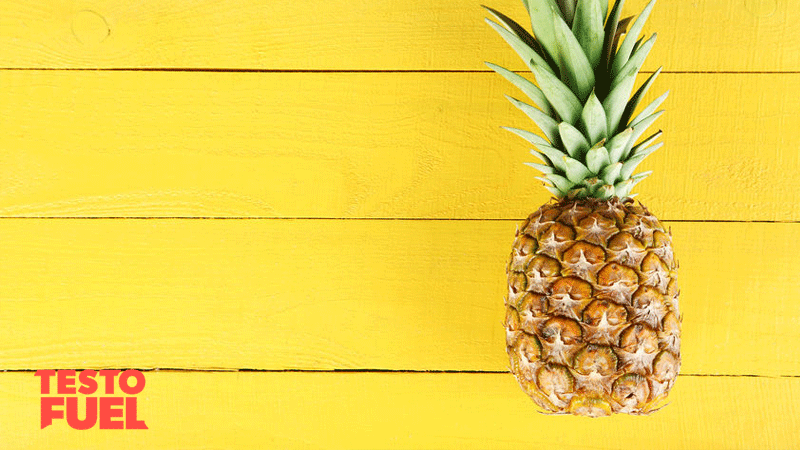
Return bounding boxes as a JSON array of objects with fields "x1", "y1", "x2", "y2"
[{"x1": 505, "y1": 197, "x2": 681, "y2": 417}]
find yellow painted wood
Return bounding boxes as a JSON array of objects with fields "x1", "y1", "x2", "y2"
[
  {"x1": 0, "y1": 1, "x2": 798, "y2": 72},
  {"x1": 0, "y1": 220, "x2": 797, "y2": 375},
  {"x1": 0, "y1": 1, "x2": 793, "y2": 447},
  {"x1": 0, "y1": 372, "x2": 797, "y2": 449},
  {"x1": 0, "y1": 72, "x2": 798, "y2": 220}
]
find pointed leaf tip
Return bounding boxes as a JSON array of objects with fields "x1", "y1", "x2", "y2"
[
  {"x1": 487, "y1": 61, "x2": 553, "y2": 115},
  {"x1": 580, "y1": 91, "x2": 608, "y2": 145},
  {"x1": 558, "y1": 122, "x2": 590, "y2": 158},
  {"x1": 612, "y1": 0, "x2": 657, "y2": 77}
]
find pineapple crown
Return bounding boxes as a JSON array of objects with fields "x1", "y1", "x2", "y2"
[{"x1": 485, "y1": 0, "x2": 667, "y2": 199}]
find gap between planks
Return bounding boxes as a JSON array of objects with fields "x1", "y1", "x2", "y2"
[{"x1": 1, "y1": 68, "x2": 800, "y2": 74}]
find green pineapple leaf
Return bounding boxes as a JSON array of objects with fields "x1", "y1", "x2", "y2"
[
  {"x1": 580, "y1": 90, "x2": 607, "y2": 144},
  {"x1": 629, "y1": 36, "x2": 645, "y2": 56},
  {"x1": 524, "y1": 162, "x2": 556, "y2": 174},
  {"x1": 553, "y1": 15, "x2": 595, "y2": 101},
  {"x1": 616, "y1": 171, "x2": 652, "y2": 197},
  {"x1": 586, "y1": 145, "x2": 611, "y2": 173},
  {"x1": 582, "y1": 176, "x2": 602, "y2": 191},
  {"x1": 597, "y1": 184, "x2": 616, "y2": 199},
  {"x1": 599, "y1": 0, "x2": 609, "y2": 24},
  {"x1": 485, "y1": 18, "x2": 554, "y2": 74},
  {"x1": 524, "y1": 0, "x2": 562, "y2": 69},
  {"x1": 610, "y1": 33, "x2": 656, "y2": 92},
  {"x1": 568, "y1": 186, "x2": 590, "y2": 198},
  {"x1": 506, "y1": 95, "x2": 561, "y2": 144},
  {"x1": 533, "y1": 143, "x2": 569, "y2": 171},
  {"x1": 538, "y1": 173, "x2": 574, "y2": 192},
  {"x1": 630, "y1": 131, "x2": 663, "y2": 157},
  {"x1": 529, "y1": 149, "x2": 552, "y2": 165},
  {"x1": 612, "y1": 0, "x2": 657, "y2": 77},
  {"x1": 558, "y1": 122, "x2": 590, "y2": 157},
  {"x1": 621, "y1": 145, "x2": 658, "y2": 179},
  {"x1": 630, "y1": 141, "x2": 663, "y2": 163},
  {"x1": 482, "y1": 5, "x2": 545, "y2": 59},
  {"x1": 572, "y1": 0, "x2": 605, "y2": 70},
  {"x1": 489, "y1": 0, "x2": 665, "y2": 198},
  {"x1": 542, "y1": 184, "x2": 562, "y2": 196},
  {"x1": 600, "y1": 162, "x2": 623, "y2": 185},
  {"x1": 603, "y1": 71, "x2": 637, "y2": 135},
  {"x1": 602, "y1": 32, "x2": 656, "y2": 137},
  {"x1": 607, "y1": 128, "x2": 633, "y2": 163},
  {"x1": 486, "y1": 62, "x2": 554, "y2": 115},
  {"x1": 630, "y1": 90, "x2": 669, "y2": 126},
  {"x1": 601, "y1": 0, "x2": 626, "y2": 77},
  {"x1": 618, "y1": 137, "x2": 663, "y2": 178},
  {"x1": 563, "y1": 156, "x2": 592, "y2": 183},
  {"x1": 530, "y1": 62, "x2": 583, "y2": 123},
  {"x1": 623, "y1": 109, "x2": 664, "y2": 159},
  {"x1": 630, "y1": 170, "x2": 653, "y2": 187},
  {"x1": 503, "y1": 126, "x2": 550, "y2": 146},
  {"x1": 614, "y1": 179, "x2": 633, "y2": 198},
  {"x1": 620, "y1": 67, "x2": 662, "y2": 129},
  {"x1": 637, "y1": 141, "x2": 663, "y2": 158}
]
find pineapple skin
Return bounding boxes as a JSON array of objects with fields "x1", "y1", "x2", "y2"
[{"x1": 505, "y1": 197, "x2": 681, "y2": 417}]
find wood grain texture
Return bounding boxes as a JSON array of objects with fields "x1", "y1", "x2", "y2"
[
  {"x1": 0, "y1": 0, "x2": 798, "y2": 71},
  {"x1": 1, "y1": 71, "x2": 799, "y2": 220},
  {"x1": 0, "y1": 219, "x2": 798, "y2": 375},
  {"x1": 1, "y1": 372, "x2": 798, "y2": 449}
]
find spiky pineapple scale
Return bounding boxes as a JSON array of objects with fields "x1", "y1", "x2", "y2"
[{"x1": 486, "y1": 0, "x2": 681, "y2": 416}]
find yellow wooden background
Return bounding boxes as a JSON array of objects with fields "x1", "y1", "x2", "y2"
[{"x1": 0, "y1": 0, "x2": 799, "y2": 448}]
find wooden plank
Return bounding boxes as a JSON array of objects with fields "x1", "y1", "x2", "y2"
[
  {"x1": 0, "y1": 72, "x2": 798, "y2": 221},
  {"x1": 0, "y1": 372, "x2": 797, "y2": 449},
  {"x1": 0, "y1": 1, "x2": 798, "y2": 71},
  {"x1": 0, "y1": 219, "x2": 797, "y2": 375}
]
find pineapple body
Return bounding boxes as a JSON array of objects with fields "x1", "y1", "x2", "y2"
[{"x1": 505, "y1": 197, "x2": 680, "y2": 416}]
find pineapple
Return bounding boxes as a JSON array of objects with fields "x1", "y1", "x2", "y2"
[{"x1": 486, "y1": 0, "x2": 681, "y2": 416}]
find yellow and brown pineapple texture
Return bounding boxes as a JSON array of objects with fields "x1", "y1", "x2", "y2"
[{"x1": 505, "y1": 197, "x2": 681, "y2": 417}]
